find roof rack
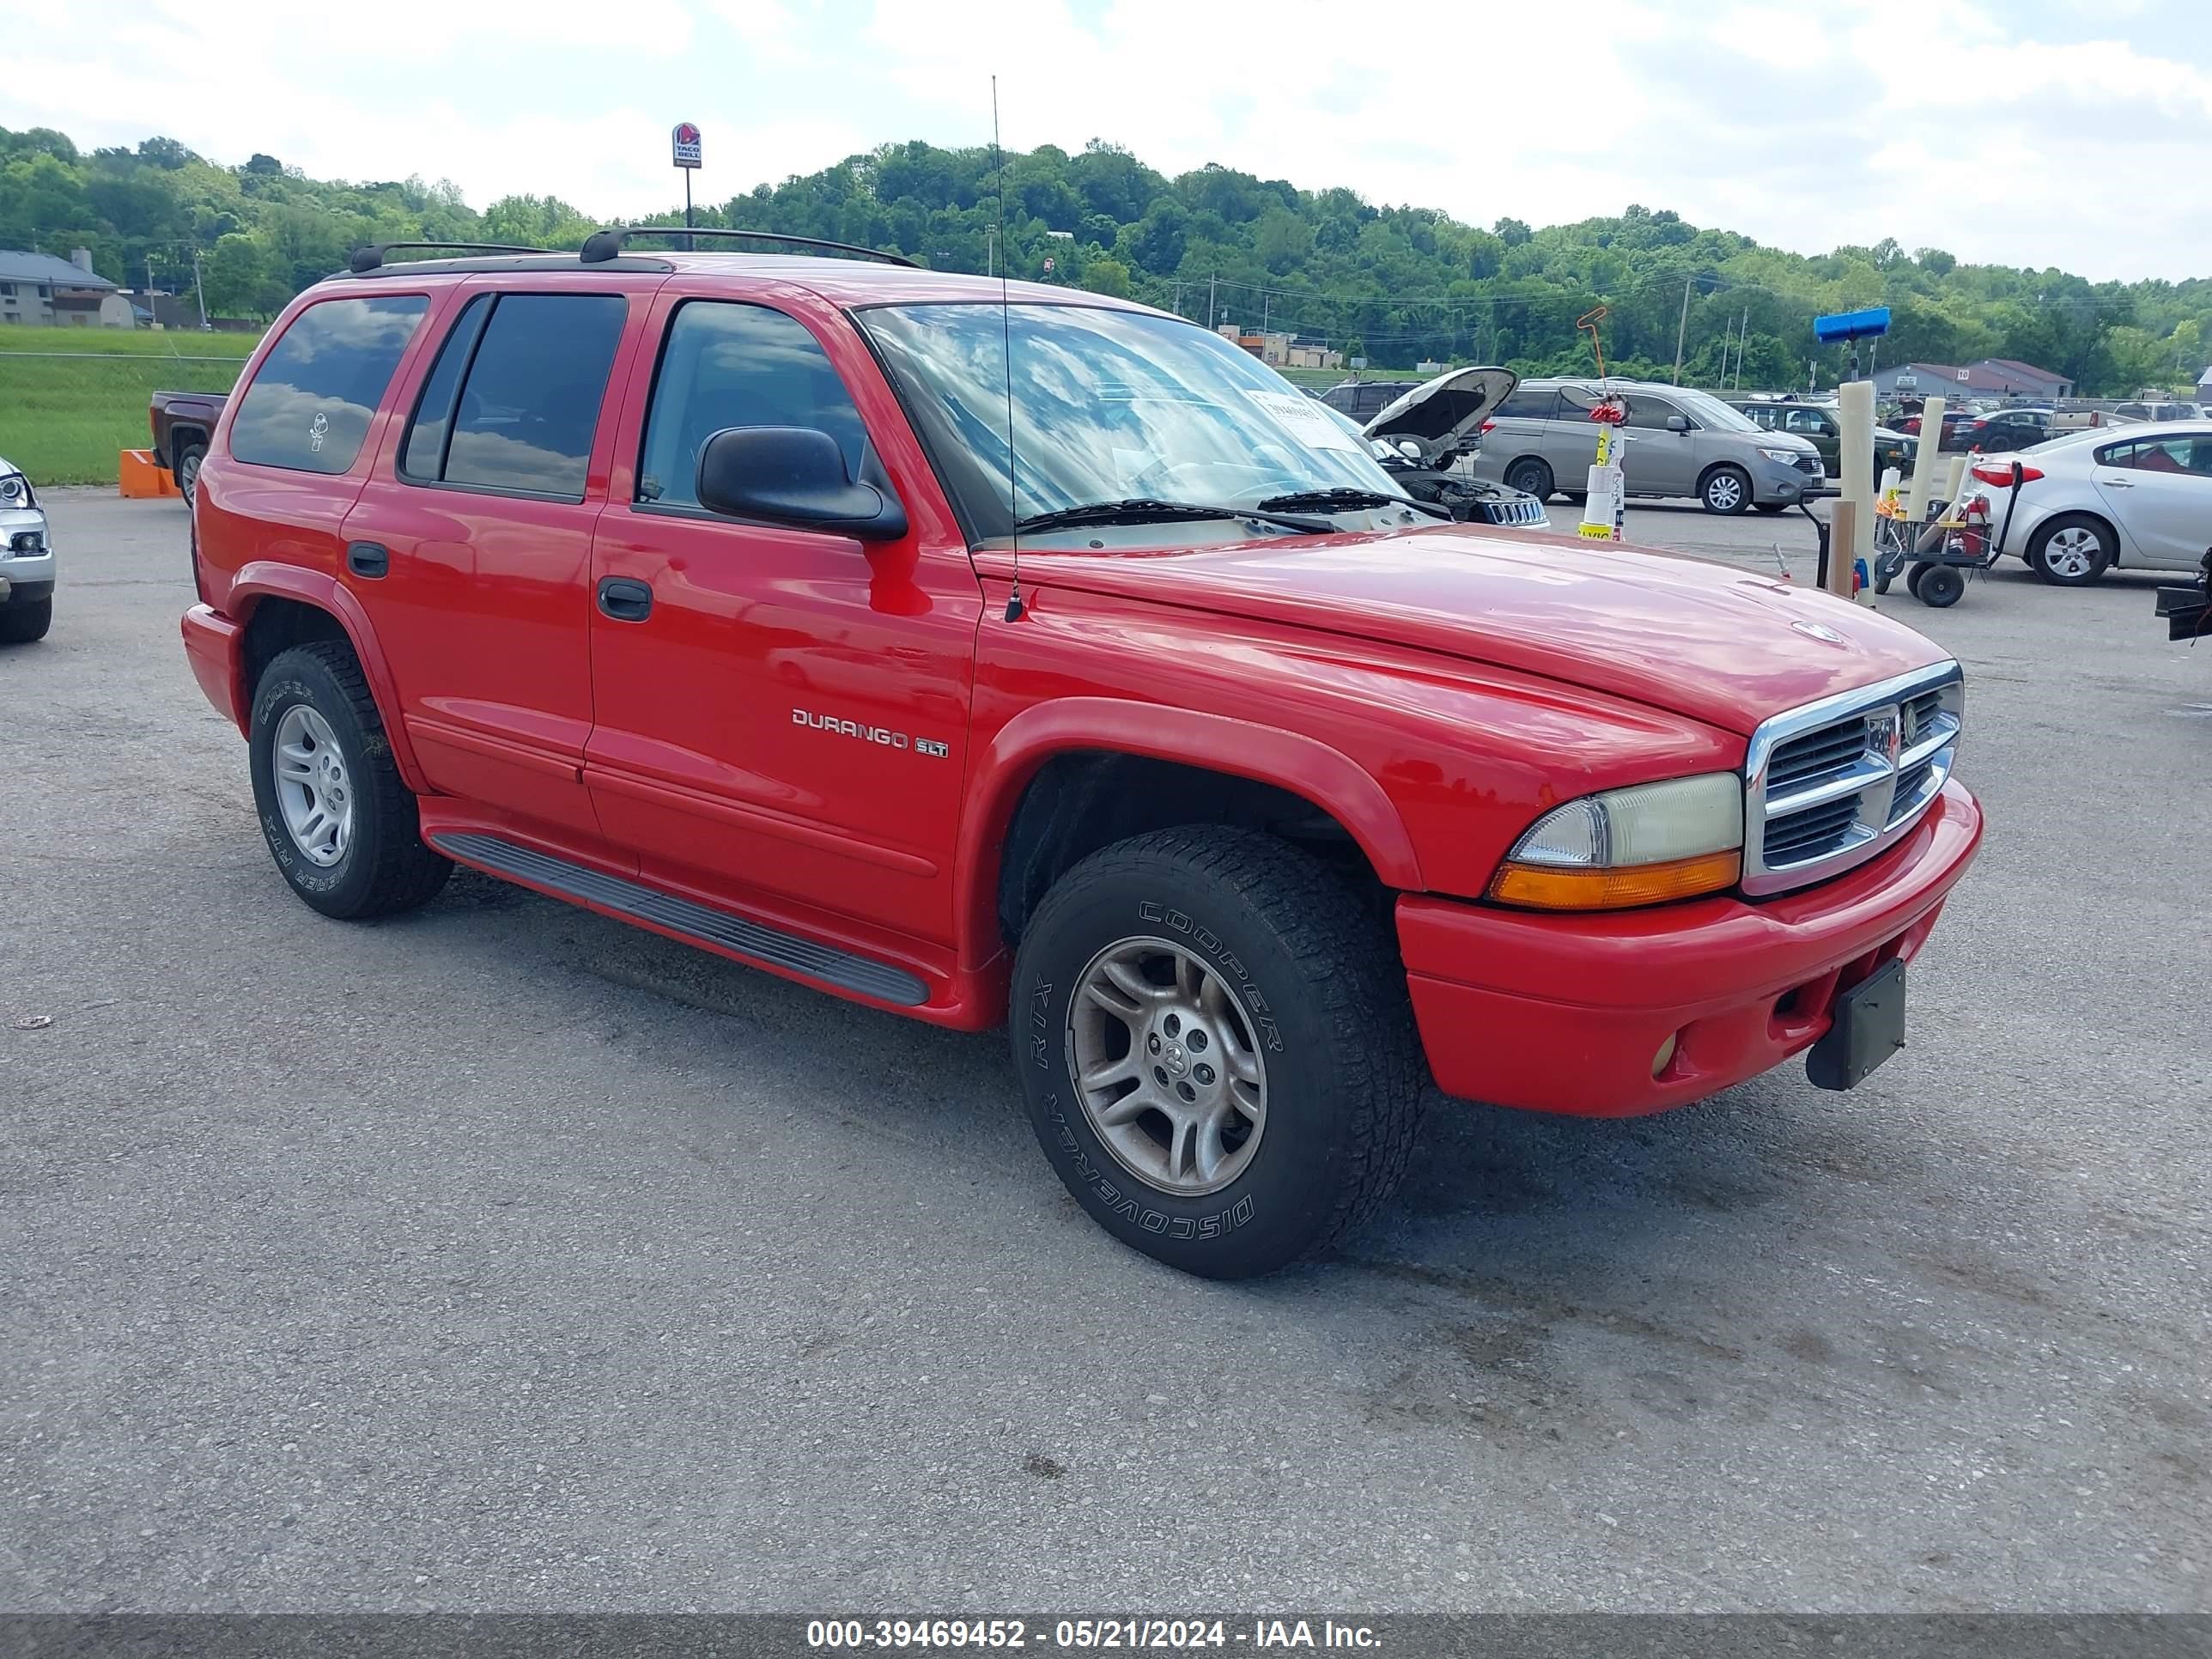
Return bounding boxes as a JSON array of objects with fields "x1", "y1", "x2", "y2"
[
  {"x1": 349, "y1": 240, "x2": 556, "y2": 274},
  {"x1": 578, "y1": 227, "x2": 918, "y2": 268}
]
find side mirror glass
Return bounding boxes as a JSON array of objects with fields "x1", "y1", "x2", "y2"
[{"x1": 695, "y1": 426, "x2": 908, "y2": 542}]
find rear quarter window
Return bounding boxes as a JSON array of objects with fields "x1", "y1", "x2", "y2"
[
  {"x1": 1493, "y1": 388, "x2": 1558, "y2": 421},
  {"x1": 228, "y1": 295, "x2": 428, "y2": 475}
]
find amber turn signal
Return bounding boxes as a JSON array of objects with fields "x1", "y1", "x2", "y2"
[{"x1": 1488, "y1": 849, "x2": 1742, "y2": 911}]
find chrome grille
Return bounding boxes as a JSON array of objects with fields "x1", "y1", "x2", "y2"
[
  {"x1": 1480, "y1": 497, "x2": 1550, "y2": 528},
  {"x1": 1742, "y1": 662, "x2": 1964, "y2": 896}
]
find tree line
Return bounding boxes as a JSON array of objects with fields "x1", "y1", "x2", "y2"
[{"x1": 3, "y1": 125, "x2": 2203, "y2": 396}]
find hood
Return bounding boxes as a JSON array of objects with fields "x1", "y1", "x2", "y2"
[
  {"x1": 1007, "y1": 527, "x2": 1950, "y2": 737},
  {"x1": 1363, "y1": 366, "x2": 1518, "y2": 465}
]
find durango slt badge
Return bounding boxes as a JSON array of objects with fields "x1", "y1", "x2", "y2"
[{"x1": 793, "y1": 707, "x2": 950, "y2": 758}]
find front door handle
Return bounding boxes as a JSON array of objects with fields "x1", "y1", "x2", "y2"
[
  {"x1": 346, "y1": 541, "x2": 390, "y2": 579},
  {"x1": 597, "y1": 576, "x2": 653, "y2": 622}
]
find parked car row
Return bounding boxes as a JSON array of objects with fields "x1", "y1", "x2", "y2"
[{"x1": 1468, "y1": 379, "x2": 1825, "y2": 514}]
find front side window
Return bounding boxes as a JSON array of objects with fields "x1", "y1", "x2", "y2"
[
  {"x1": 637, "y1": 301, "x2": 871, "y2": 509},
  {"x1": 229, "y1": 295, "x2": 428, "y2": 475},
  {"x1": 400, "y1": 292, "x2": 627, "y2": 501},
  {"x1": 860, "y1": 302, "x2": 1412, "y2": 543}
]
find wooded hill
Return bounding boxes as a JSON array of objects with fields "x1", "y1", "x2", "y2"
[{"x1": 5, "y1": 125, "x2": 2203, "y2": 396}]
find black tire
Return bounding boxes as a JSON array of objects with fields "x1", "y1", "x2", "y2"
[
  {"x1": 1905, "y1": 562, "x2": 1929, "y2": 598},
  {"x1": 0, "y1": 597, "x2": 52, "y2": 644},
  {"x1": 1503, "y1": 458, "x2": 1553, "y2": 501},
  {"x1": 1011, "y1": 827, "x2": 1425, "y2": 1279},
  {"x1": 248, "y1": 641, "x2": 450, "y2": 920},
  {"x1": 1700, "y1": 465, "x2": 1753, "y2": 514},
  {"x1": 2026, "y1": 514, "x2": 2114, "y2": 586},
  {"x1": 1917, "y1": 565, "x2": 1965, "y2": 608},
  {"x1": 174, "y1": 442, "x2": 205, "y2": 506}
]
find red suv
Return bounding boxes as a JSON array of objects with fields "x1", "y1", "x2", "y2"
[{"x1": 181, "y1": 233, "x2": 1983, "y2": 1278}]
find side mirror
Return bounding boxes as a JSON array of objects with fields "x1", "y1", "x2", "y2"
[
  {"x1": 695, "y1": 426, "x2": 908, "y2": 542},
  {"x1": 1665, "y1": 414, "x2": 1691, "y2": 433}
]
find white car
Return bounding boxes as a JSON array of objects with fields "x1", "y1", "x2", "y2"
[
  {"x1": 0, "y1": 455, "x2": 53, "y2": 644},
  {"x1": 1960, "y1": 420, "x2": 2212, "y2": 586}
]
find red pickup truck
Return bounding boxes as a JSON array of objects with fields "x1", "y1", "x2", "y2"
[{"x1": 179, "y1": 236, "x2": 1982, "y2": 1278}]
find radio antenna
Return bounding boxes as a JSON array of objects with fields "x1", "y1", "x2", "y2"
[{"x1": 994, "y1": 76, "x2": 1024, "y2": 623}]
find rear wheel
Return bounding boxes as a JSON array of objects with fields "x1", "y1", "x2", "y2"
[
  {"x1": 1917, "y1": 565, "x2": 1965, "y2": 607},
  {"x1": 1700, "y1": 465, "x2": 1752, "y2": 514},
  {"x1": 1011, "y1": 827, "x2": 1424, "y2": 1279},
  {"x1": 1503, "y1": 458, "x2": 1553, "y2": 501},
  {"x1": 2027, "y1": 514, "x2": 2113, "y2": 586},
  {"x1": 174, "y1": 442, "x2": 205, "y2": 505},
  {"x1": 249, "y1": 641, "x2": 450, "y2": 919},
  {"x1": 0, "y1": 597, "x2": 52, "y2": 645}
]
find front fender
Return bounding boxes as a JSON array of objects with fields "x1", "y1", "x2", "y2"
[
  {"x1": 953, "y1": 696, "x2": 1423, "y2": 973},
  {"x1": 227, "y1": 561, "x2": 428, "y2": 793}
]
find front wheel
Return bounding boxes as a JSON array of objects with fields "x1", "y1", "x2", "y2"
[
  {"x1": 1503, "y1": 458, "x2": 1553, "y2": 501},
  {"x1": 1701, "y1": 466, "x2": 1752, "y2": 514},
  {"x1": 1011, "y1": 828, "x2": 1425, "y2": 1279},
  {"x1": 249, "y1": 641, "x2": 451, "y2": 919},
  {"x1": 0, "y1": 597, "x2": 52, "y2": 644}
]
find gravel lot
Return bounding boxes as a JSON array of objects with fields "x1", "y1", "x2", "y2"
[{"x1": 3, "y1": 490, "x2": 2206, "y2": 1614}]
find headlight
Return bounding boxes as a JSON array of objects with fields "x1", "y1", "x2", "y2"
[
  {"x1": 1489, "y1": 773, "x2": 1744, "y2": 910},
  {"x1": 0, "y1": 473, "x2": 27, "y2": 506},
  {"x1": 1758, "y1": 447, "x2": 1801, "y2": 465}
]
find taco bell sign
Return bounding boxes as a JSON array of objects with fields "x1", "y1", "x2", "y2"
[{"x1": 672, "y1": 123, "x2": 702, "y2": 169}]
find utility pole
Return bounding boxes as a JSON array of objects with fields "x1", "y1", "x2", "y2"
[
  {"x1": 1673, "y1": 276, "x2": 1691, "y2": 385},
  {"x1": 1171, "y1": 278, "x2": 1182, "y2": 317},
  {"x1": 1718, "y1": 313, "x2": 1734, "y2": 389},
  {"x1": 1261, "y1": 294, "x2": 1270, "y2": 334},
  {"x1": 191, "y1": 246, "x2": 209, "y2": 329},
  {"x1": 1735, "y1": 306, "x2": 1749, "y2": 390},
  {"x1": 1208, "y1": 274, "x2": 1217, "y2": 330},
  {"x1": 985, "y1": 225, "x2": 995, "y2": 276}
]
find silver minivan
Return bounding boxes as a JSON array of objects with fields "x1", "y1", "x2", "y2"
[{"x1": 1469, "y1": 379, "x2": 1824, "y2": 514}]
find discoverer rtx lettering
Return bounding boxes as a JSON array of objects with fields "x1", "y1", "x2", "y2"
[{"x1": 791, "y1": 707, "x2": 950, "y2": 758}]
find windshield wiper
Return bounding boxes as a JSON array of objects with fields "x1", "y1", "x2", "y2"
[
  {"x1": 1012, "y1": 497, "x2": 1334, "y2": 536},
  {"x1": 1255, "y1": 486, "x2": 1449, "y2": 520}
]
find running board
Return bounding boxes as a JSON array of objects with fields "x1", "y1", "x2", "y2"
[{"x1": 428, "y1": 831, "x2": 929, "y2": 1007}]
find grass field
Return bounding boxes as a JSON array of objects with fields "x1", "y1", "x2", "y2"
[{"x1": 0, "y1": 324, "x2": 260, "y2": 485}]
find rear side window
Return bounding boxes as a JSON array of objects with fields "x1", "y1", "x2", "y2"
[
  {"x1": 401, "y1": 292, "x2": 628, "y2": 501},
  {"x1": 637, "y1": 301, "x2": 870, "y2": 510},
  {"x1": 1493, "y1": 387, "x2": 1557, "y2": 420},
  {"x1": 229, "y1": 295, "x2": 428, "y2": 475}
]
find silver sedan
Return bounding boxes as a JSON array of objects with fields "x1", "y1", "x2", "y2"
[{"x1": 1960, "y1": 419, "x2": 2212, "y2": 586}]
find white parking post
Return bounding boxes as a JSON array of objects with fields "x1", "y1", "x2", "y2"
[
  {"x1": 1836, "y1": 380, "x2": 1876, "y2": 592},
  {"x1": 1577, "y1": 403, "x2": 1626, "y2": 542},
  {"x1": 1905, "y1": 394, "x2": 1946, "y2": 522},
  {"x1": 1943, "y1": 453, "x2": 1968, "y2": 504}
]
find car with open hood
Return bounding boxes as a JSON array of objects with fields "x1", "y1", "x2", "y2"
[
  {"x1": 1322, "y1": 367, "x2": 1547, "y2": 526},
  {"x1": 179, "y1": 234, "x2": 1982, "y2": 1279},
  {"x1": 0, "y1": 456, "x2": 54, "y2": 644}
]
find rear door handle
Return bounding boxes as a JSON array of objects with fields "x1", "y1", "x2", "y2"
[
  {"x1": 346, "y1": 541, "x2": 390, "y2": 579},
  {"x1": 597, "y1": 576, "x2": 653, "y2": 622}
]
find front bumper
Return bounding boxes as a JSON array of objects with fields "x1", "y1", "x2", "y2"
[
  {"x1": 0, "y1": 505, "x2": 53, "y2": 596},
  {"x1": 1753, "y1": 459, "x2": 1822, "y2": 505},
  {"x1": 1398, "y1": 780, "x2": 1983, "y2": 1116}
]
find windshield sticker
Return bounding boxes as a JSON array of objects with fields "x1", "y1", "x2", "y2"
[{"x1": 1244, "y1": 390, "x2": 1364, "y2": 453}]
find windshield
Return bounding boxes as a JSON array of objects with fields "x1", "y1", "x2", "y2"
[
  {"x1": 860, "y1": 302, "x2": 1409, "y2": 541},
  {"x1": 1668, "y1": 388, "x2": 1760, "y2": 432}
]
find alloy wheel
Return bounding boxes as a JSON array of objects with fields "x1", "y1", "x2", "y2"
[
  {"x1": 1066, "y1": 935, "x2": 1268, "y2": 1197},
  {"x1": 272, "y1": 703, "x2": 354, "y2": 867}
]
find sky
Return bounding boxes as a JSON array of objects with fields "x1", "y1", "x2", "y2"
[{"x1": 14, "y1": 0, "x2": 2212, "y2": 284}]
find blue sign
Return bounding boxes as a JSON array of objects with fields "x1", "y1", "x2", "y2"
[{"x1": 1814, "y1": 307, "x2": 1891, "y2": 343}]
